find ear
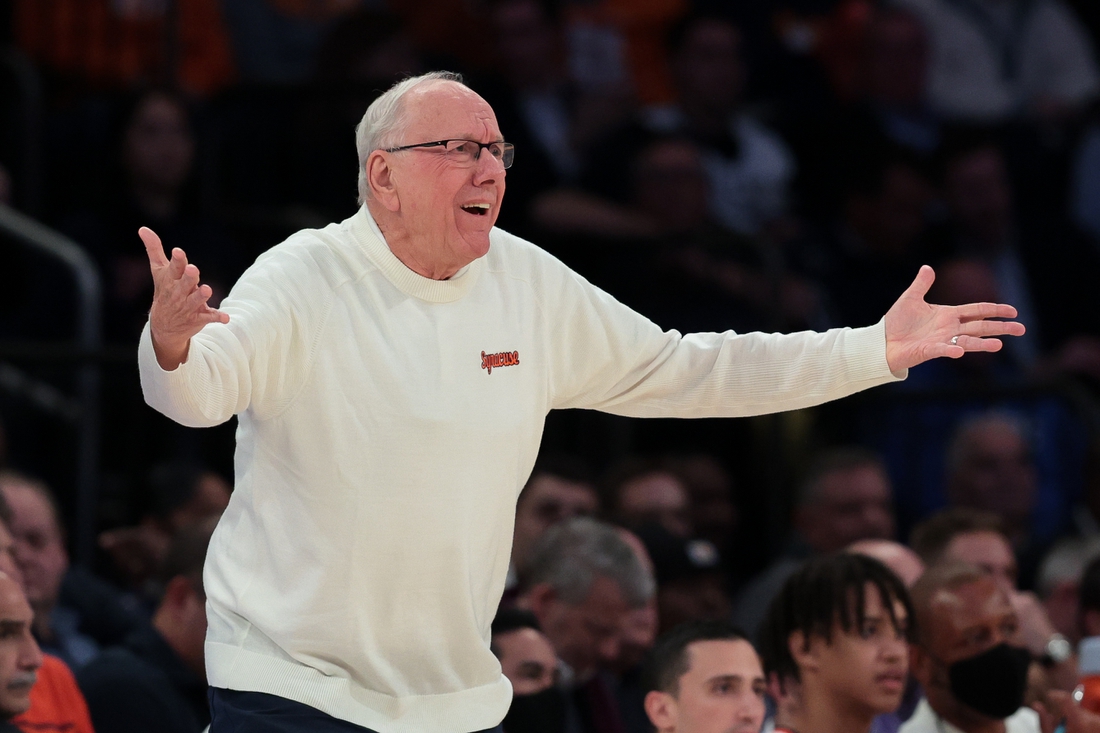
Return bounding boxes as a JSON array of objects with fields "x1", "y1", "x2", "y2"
[
  {"x1": 788, "y1": 630, "x2": 819, "y2": 675},
  {"x1": 162, "y1": 576, "x2": 194, "y2": 612},
  {"x1": 367, "y1": 151, "x2": 400, "y2": 212},
  {"x1": 524, "y1": 583, "x2": 558, "y2": 625},
  {"x1": 644, "y1": 690, "x2": 677, "y2": 731}
]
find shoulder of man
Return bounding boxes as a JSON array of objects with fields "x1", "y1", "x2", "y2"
[
  {"x1": 15, "y1": 654, "x2": 94, "y2": 733},
  {"x1": 76, "y1": 647, "x2": 195, "y2": 730}
]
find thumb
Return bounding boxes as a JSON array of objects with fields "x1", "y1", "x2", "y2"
[
  {"x1": 902, "y1": 265, "x2": 936, "y2": 301},
  {"x1": 139, "y1": 226, "x2": 169, "y2": 268}
]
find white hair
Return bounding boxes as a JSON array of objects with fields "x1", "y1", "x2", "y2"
[{"x1": 354, "y1": 70, "x2": 465, "y2": 204}]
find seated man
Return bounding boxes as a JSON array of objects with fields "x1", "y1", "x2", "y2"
[
  {"x1": 641, "y1": 619, "x2": 765, "y2": 733},
  {"x1": 517, "y1": 517, "x2": 655, "y2": 733},
  {"x1": 0, "y1": 471, "x2": 142, "y2": 669},
  {"x1": 758, "y1": 552, "x2": 913, "y2": 733},
  {"x1": 0, "y1": 571, "x2": 43, "y2": 733},
  {"x1": 77, "y1": 518, "x2": 218, "y2": 733},
  {"x1": 490, "y1": 608, "x2": 565, "y2": 733},
  {"x1": 902, "y1": 562, "x2": 1035, "y2": 733},
  {"x1": 0, "y1": 486, "x2": 94, "y2": 733},
  {"x1": 490, "y1": 608, "x2": 558, "y2": 696},
  {"x1": 910, "y1": 508, "x2": 1075, "y2": 690}
]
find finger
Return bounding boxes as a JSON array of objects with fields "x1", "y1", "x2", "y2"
[
  {"x1": 198, "y1": 306, "x2": 230, "y2": 325},
  {"x1": 139, "y1": 227, "x2": 169, "y2": 269},
  {"x1": 180, "y1": 263, "x2": 201, "y2": 292},
  {"x1": 956, "y1": 335, "x2": 1004, "y2": 353},
  {"x1": 955, "y1": 302, "x2": 1019, "y2": 322},
  {"x1": 902, "y1": 265, "x2": 936, "y2": 301},
  {"x1": 166, "y1": 247, "x2": 190, "y2": 280},
  {"x1": 187, "y1": 283, "x2": 215, "y2": 310},
  {"x1": 959, "y1": 320, "x2": 1027, "y2": 338}
]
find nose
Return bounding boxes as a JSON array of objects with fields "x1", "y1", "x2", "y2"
[
  {"x1": 19, "y1": 632, "x2": 42, "y2": 671},
  {"x1": 473, "y1": 147, "x2": 506, "y2": 183}
]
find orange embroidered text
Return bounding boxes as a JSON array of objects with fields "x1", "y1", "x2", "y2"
[{"x1": 481, "y1": 350, "x2": 520, "y2": 375}]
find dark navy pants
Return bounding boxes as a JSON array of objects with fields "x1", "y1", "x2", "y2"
[{"x1": 209, "y1": 688, "x2": 504, "y2": 733}]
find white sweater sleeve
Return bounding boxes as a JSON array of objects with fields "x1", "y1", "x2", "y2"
[
  {"x1": 139, "y1": 242, "x2": 333, "y2": 428},
  {"x1": 545, "y1": 267, "x2": 904, "y2": 417}
]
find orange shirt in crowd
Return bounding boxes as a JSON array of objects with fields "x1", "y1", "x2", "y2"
[
  {"x1": 15, "y1": 0, "x2": 235, "y2": 95},
  {"x1": 13, "y1": 654, "x2": 95, "y2": 733}
]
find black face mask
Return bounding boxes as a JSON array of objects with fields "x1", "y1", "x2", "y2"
[
  {"x1": 502, "y1": 686, "x2": 566, "y2": 733},
  {"x1": 946, "y1": 643, "x2": 1032, "y2": 719}
]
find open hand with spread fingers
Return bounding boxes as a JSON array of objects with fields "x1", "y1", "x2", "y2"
[
  {"x1": 140, "y1": 226, "x2": 230, "y2": 371},
  {"x1": 883, "y1": 265, "x2": 1026, "y2": 373}
]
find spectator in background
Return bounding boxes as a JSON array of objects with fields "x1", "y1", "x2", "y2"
[
  {"x1": 821, "y1": 150, "x2": 936, "y2": 329},
  {"x1": 892, "y1": 0, "x2": 1100, "y2": 123},
  {"x1": 1035, "y1": 537, "x2": 1100, "y2": 644},
  {"x1": 0, "y1": 472, "x2": 142, "y2": 671},
  {"x1": 938, "y1": 136, "x2": 1100, "y2": 373},
  {"x1": 792, "y1": 6, "x2": 941, "y2": 224},
  {"x1": 477, "y1": 0, "x2": 633, "y2": 238},
  {"x1": 491, "y1": 608, "x2": 568, "y2": 733},
  {"x1": 661, "y1": 456, "x2": 738, "y2": 567},
  {"x1": 78, "y1": 517, "x2": 218, "y2": 733},
  {"x1": 849, "y1": 539, "x2": 926, "y2": 588},
  {"x1": 902, "y1": 563, "x2": 1041, "y2": 733},
  {"x1": 491, "y1": 608, "x2": 558, "y2": 696},
  {"x1": 732, "y1": 448, "x2": 896, "y2": 638},
  {"x1": 848, "y1": 540, "x2": 926, "y2": 733},
  {"x1": 509, "y1": 453, "x2": 599, "y2": 595},
  {"x1": 99, "y1": 462, "x2": 230, "y2": 601},
  {"x1": 605, "y1": 458, "x2": 693, "y2": 538},
  {"x1": 0, "y1": 571, "x2": 42, "y2": 730},
  {"x1": 758, "y1": 553, "x2": 913, "y2": 733},
  {"x1": 637, "y1": 523, "x2": 730, "y2": 635},
  {"x1": 944, "y1": 413, "x2": 1037, "y2": 550},
  {"x1": 579, "y1": 13, "x2": 795, "y2": 239},
  {"x1": 220, "y1": 0, "x2": 362, "y2": 84},
  {"x1": 14, "y1": 0, "x2": 236, "y2": 96},
  {"x1": 641, "y1": 620, "x2": 766, "y2": 733},
  {"x1": 517, "y1": 517, "x2": 655, "y2": 733},
  {"x1": 910, "y1": 508, "x2": 1077, "y2": 690},
  {"x1": 0, "y1": 484, "x2": 95, "y2": 733},
  {"x1": 65, "y1": 89, "x2": 239, "y2": 345}
]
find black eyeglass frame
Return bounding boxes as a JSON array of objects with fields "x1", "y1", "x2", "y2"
[{"x1": 383, "y1": 139, "x2": 515, "y2": 169}]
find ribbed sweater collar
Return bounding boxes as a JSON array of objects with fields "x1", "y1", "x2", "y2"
[{"x1": 348, "y1": 205, "x2": 483, "y2": 303}]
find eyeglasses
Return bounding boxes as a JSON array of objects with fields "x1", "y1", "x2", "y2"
[{"x1": 384, "y1": 139, "x2": 515, "y2": 169}]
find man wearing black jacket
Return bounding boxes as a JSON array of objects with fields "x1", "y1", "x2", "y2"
[{"x1": 77, "y1": 518, "x2": 216, "y2": 733}]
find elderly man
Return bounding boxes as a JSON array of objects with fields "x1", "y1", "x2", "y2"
[
  {"x1": 138, "y1": 71, "x2": 1022, "y2": 732},
  {"x1": 0, "y1": 571, "x2": 41, "y2": 731}
]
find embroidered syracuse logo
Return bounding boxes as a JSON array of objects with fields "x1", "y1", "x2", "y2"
[{"x1": 481, "y1": 350, "x2": 520, "y2": 375}]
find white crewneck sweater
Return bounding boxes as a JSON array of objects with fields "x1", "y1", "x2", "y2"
[{"x1": 139, "y1": 206, "x2": 903, "y2": 732}]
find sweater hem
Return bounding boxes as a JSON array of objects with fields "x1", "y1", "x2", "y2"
[{"x1": 206, "y1": 642, "x2": 511, "y2": 733}]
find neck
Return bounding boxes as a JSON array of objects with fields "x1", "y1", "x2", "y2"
[
  {"x1": 366, "y1": 200, "x2": 466, "y2": 280},
  {"x1": 789, "y1": 684, "x2": 876, "y2": 733}
]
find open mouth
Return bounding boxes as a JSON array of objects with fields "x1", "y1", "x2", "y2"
[{"x1": 461, "y1": 203, "x2": 491, "y2": 216}]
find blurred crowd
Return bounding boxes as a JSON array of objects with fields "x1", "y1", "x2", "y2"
[{"x1": 0, "y1": 0, "x2": 1099, "y2": 731}]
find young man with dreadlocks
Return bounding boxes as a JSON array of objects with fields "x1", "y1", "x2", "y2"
[{"x1": 758, "y1": 552, "x2": 914, "y2": 733}]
